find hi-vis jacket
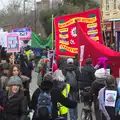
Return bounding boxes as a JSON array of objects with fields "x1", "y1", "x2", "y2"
[{"x1": 57, "y1": 83, "x2": 70, "y2": 115}]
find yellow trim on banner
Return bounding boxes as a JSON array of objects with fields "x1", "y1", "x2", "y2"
[
  {"x1": 59, "y1": 34, "x2": 68, "y2": 38},
  {"x1": 58, "y1": 17, "x2": 96, "y2": 28},
  {"x1": 60, "y1": 44, "x2": 78, "y2": 53},
  {"x1": 59, "y1": 28, "x2": 68, "y2": 32},
  {"x1": 59, "y1": 40, "x2": 69, "y2": 45},
  {"x1": 88, "y1": 30, "x2": 98, "y2": 35},
  {"x1": 87, "y1": 23, "x2": 97, "y2": 28}
]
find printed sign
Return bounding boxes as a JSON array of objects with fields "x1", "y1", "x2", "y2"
[
  {"x1": 105, "y1": 90, "x2": 117, "y2": 107},
  {"x1": 0, "y1": 32, "x2": 8, "y2": 47},
  {"x1": 7, "y1": 33, "x2": 20, "y2": 53},
  {"x1": 11, "y1": 27, "x2": 32, "y2": 40},
  {"x1": 54, "y1": 8, "x2": 103, "y2": 57}
]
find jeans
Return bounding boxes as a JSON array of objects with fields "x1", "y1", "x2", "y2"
[{"x1": 69, "y1": 92, "x2": 78, "y2": 120}]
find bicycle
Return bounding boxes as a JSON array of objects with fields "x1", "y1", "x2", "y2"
[{"x1": 79, "y1": 87, "x2": 93, "y2": 120}]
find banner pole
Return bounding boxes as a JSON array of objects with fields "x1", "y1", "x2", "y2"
[{"x1": 52, "y1": 14, "x2": 54, "y2": 50}]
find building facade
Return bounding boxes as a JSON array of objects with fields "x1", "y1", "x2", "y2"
[
  {"x1": 102, "y1": 0, "x2": 120, "y2": 51},
  {"x1": 102, "y1": 0, "x2": 120, "y2": 20}
]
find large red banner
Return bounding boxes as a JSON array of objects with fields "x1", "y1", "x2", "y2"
[{"x1": 54, "y1": 8, "x2": 103, "y2": 57}]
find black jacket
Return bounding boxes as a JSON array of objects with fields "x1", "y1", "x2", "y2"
[
  {"x1": 31, "y1": 80, "x2": 77, "y2": 120},
  {"x1": 80, "y1": 65, "x2": 95, "y2": 85},
  {"x1": 3, "y1": 90, "x2": 27, "y2": 120}
]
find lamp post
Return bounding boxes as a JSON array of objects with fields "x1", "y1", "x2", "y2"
[{"x1": 23, "y1": 0, "x2": 27, "y2": 27}]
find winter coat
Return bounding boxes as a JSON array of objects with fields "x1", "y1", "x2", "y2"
[
  {"x1": 79, "y1": 65, "x2": 95, "y2": 88},
  {"x1": 0, "y1": 75, "x2": 9, "y2": 91},
  {"x1": 99, "y1": 86, "x2": 120, "y2": 120},
  {"x1": 31, "y1": 80, "x2": 77, "y2": 120},
  {"x1": 3, "y1": 90, "x2": 27, "y2": 120}
]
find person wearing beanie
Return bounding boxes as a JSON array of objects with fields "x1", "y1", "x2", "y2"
[
  {"x1": 0, "y1": 63, "x2": 10, "y2": 90},
  {"x1": 31, "y1": 73, "x2": 77, "y2": 120},
  {"x1": 3, "y1": 76, "x2": 27, "y2": 120},
  {"x1": 98, "y1": 75, "x2": 120, "y2": 120},
  {"x1": 83, "y1": 68, "x2": 110, "y2": 120}
]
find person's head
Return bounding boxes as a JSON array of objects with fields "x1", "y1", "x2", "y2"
[
  {"x1": 95, "y1": 68, "x2": 110, "y2": 79},
  {"x1": 40, "y1": 73, "x2": 53, "y2": 91},
  {"x1": 85, "y1": 58, "x2": 92, "y2": 65},
  {"x1": 9, "y1": 64, "x2": 20, "y2": 77},
  {"x1": 7, "y1": 76, "x2": 22, "y2": 94},
  {"x1": 9, "y1": 54, "x2": 14, "y2": 64},
  {"x1": 2, "y1": 63, "x2": 10, "y2": 75},
  {"x1": 67, "y1": 58, "x2": 74, "y2": 65},
  {"x1": 106, "y1": 75, "x2": 116, "y2": 87}
]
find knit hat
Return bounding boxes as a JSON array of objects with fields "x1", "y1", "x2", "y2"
[
  {"x1": 95, "y1": 68, "x2": 110, "y2": 79},
  {"x1": 43, "y1": 73, "x2": 53, "y2": 82},
  {"x1": 67, "y1": 58, "x2": 74, "y2": 64},
  {"x1": 106, "y1": 75, "x2": 115, "y2": 87},
  {"x1": 53, "y1": 63, "x2": 58, "y2": 72},
  {"x1": 2, "y1": 63, "x2": 9, "y2": 69},
  {"x1": 52, "y1": 69, "x2": 65, "y2": 82},
  {"x1": 7, "y1": 76, "x2": 22, "y2": 86}
]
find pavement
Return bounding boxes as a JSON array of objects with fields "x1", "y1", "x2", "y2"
[{"x1": 30, "y1": 71, "x2": 95, "y2": 120}]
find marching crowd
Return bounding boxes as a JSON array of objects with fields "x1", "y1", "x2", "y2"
[{"x1": 0, "y1": 45, "x2": 120, "y2": 120}]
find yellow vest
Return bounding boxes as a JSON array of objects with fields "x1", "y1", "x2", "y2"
[
  {"x1": 25, "y1": 50, "x2": 31, "y2": 60},
  {"x1": 57, "y1": 84, "x2": 70, "y2": 115}
]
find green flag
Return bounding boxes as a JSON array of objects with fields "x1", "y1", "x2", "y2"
[{"x1": 31, "y1": 32, "x2": 52, "y2": 49}]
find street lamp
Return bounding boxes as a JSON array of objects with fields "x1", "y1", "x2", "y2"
[{"x1": 23, "y1": 0, "x2": 28, "y2": 27}]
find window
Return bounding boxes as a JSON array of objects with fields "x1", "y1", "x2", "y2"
[
  {"x1": 114, "y1": 0, "x2": 116, "y2": 9},
  {"x1": 106, "y1": 0, "x2": 110, "y2": 10}
]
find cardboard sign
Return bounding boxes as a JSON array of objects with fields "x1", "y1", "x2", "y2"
[{"x1": 7, "y1": 33, "x2": 20, "y2": 53}]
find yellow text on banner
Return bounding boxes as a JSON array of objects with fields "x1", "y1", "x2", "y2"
[
  {"x1": 58, "y1": 17, "x2": 97, "y2": 28},
  {"x1": 60, "y1": 44, "x2": 78, "y2": 53}
]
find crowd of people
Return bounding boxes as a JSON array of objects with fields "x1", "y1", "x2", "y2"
[{"x1": 0, "y1": 45, "x2": 120, "y2": 120}]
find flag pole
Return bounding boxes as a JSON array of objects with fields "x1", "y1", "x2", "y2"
[{"x1": 52, "y1": 14, "x2": 54, "y2": 50}]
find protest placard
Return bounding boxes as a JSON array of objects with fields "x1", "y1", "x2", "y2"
[{"x1": 7, "y1": 33, "x2": 20, "y2": 53}]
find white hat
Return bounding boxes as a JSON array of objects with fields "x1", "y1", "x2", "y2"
[
  {"x1": 52, "y1": 69, "x2": 65, "y2": 82},
  {"x1": 95, "y1": 68, "x2": 110, "y2": 79},
  {"x1": 67, "y1": 58, "x2": 74, "y2": 64}
]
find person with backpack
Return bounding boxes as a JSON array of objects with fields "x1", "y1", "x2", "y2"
[
  {"x1": 82, "y1": 68, "x2": 110, "y2": 120},
  {"x1": 98, "y1": 75, "x2": 120, "y2": 120},
  {"x1": 31, "y1": 73, "x2": 77, "y2": 120},
  {"x1": 63, "y1": 58, "x2": 78, "y2": 120}
]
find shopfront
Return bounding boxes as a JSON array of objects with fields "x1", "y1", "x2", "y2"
[
  {"x1": 103, "y1": 21, "x2": 113, "y2": 45},
  {"x1": 115, "y1": 21, "x2": 120, "y2": 52}
]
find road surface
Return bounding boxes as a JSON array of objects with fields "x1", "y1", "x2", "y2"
[{"x1": 30, "y1": 71, "x2": 95, "y2": 120}]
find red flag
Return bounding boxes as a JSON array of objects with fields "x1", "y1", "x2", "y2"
[{"x1": 76, "y1": 22, "x2": 120, "y2": 78}]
